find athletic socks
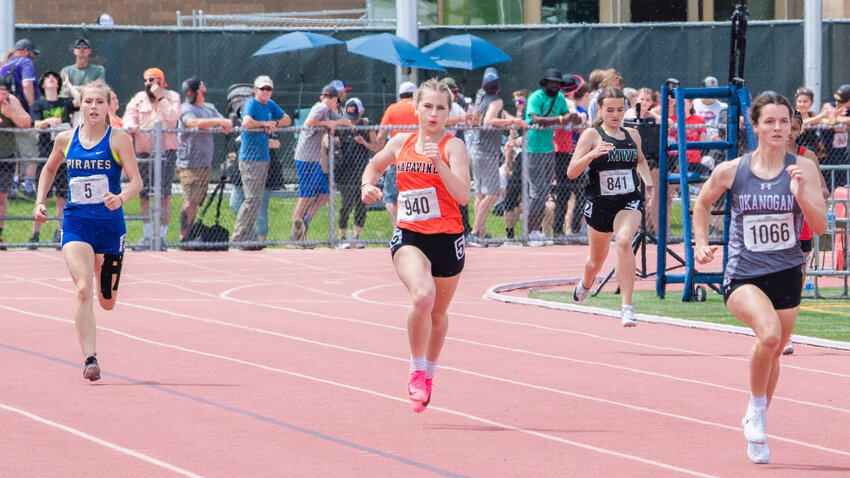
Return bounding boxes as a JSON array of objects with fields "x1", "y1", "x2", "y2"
[
  {"x1": 506, "y1": 227, "x2": 514, "y2": 239},
  {"x1": 303, "y1": 215, "x2": 312, "y2": 227},
  {"x1": 25, "y1": 176, "x2": 35, "y2": 193},
  {"x1": 142, "y1": 223, "x2": 153, "y2": 238},
  {"x1": 410, "y1": 354, "x2": 426, "y2": 372},
  {"x1": 425, "y1": 359, "x2": 437, "y2": 378},
  {"x1": 160, "y1": 225, "x2": 169, "y2": 238},
  {"x1": 749, "y1": 394, "x2": 767, "y2": 409}
]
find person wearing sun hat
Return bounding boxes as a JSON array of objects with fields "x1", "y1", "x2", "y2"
[
  {"x1": 551, "y1": 73, "x2": 588, "y2": 242},
  {"x1": 524, "y1": 68, "x2": 581, "y2": 245}
]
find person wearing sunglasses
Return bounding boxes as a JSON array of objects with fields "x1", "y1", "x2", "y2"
[
  {"x1": 231, "y1": 75, "x2": 290, "y2": 248},
  {"x1": 60, "y1": 38, "x2": 105, "y2": 100},
  {"x1": 123, "y1": 67, "x2": 181, "y2": 250}
]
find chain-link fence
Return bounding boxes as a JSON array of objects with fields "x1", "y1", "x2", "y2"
[{"x1": 3, "y1": 121, "x2": 850, "y2": 269}]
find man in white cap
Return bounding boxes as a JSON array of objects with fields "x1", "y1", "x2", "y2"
[
  {"x1": 231, "y1": 75, "x2": 291, "y2": 248},
  {"x1": 377, "y1": 81, "x2": 418, "y2": 227}
]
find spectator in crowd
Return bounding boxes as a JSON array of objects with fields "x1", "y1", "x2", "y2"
[
  {"x1": 468, "y1": 68, "x2": 526, "y2": 246},
  {"x1": 443, "y1": 77, "x2": 474, "y2": 235},
  {"x1": 176, "y1": 77, "x2": 232, "y2": 241},
  {"x1": 2, "y1": 39, "x2": 39, "y2": 112},
  {"x1": 335, "y1": 97, "x2": 378, "y2": 249},
  {"x1": 818, "y1": 85, "x2": 850, "y2": 188},
  {"x1": 792, "y1": 87, "x2": 823, "y2": 158},
  {"x1": 0, "y1": 82, "x2": 32, "y2": 249},
  {"x1": 587, "y1": 69, "x2": 625, "y2": 122},
  {"x1": 552, "y1": 74, "x2": 586, "y2": 243},
  {"x1": 123, "y1": 67, "x2": 181, "y2": 250},
  {"x1": 378, "y1": 81, "x2": 419, "y2": 228},
  {"x1": 502, "y1": 89, "x2": 530, "y2": 243},
  {"x1": 525, "y1": 68, "x2": 581, "y2": 245},
  {"x1": 586, "y1": 69, "x2": 607, "y2": 97},
  {"x1": 624, "y1": 87, "x2": 659, "y2": 121},
  {"x1": 330, "y1": 79, "x2": 351, "y2": 106},
  {"x1": 59, "y1": 38, "x2": 106, "y2": 101},
  {"x1": 795, "y1": 87, "x2": 817, "y2": 124},
  {"x1": 2, "y1": 39, "x2": 40, "y2": 200},
  {"x1": 291, "y1": 84, "x2": 347, "y2": 242},
  {"x1": 653, "y1": 94, "x2": 707, "y2": 241},
  {"x1": 28, "y1": 71, "x2": 79, "y2": 249},
  {"x1": 108, "y1": 87, "x2": 122, "y2": 128},
  {"x1": 225, "y1": 84, "x2": 279, "y2": 249},
  {"x1": 232, "y1": 75, "x2": 290, "y2": 247}
]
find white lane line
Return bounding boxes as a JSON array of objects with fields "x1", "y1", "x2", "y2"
[
  {"x1": 4, "y1": 299, "x2": 849, "y2": 461},
  {"x1": 20, "y1": 277, "x2": 850, "y2": 415},
  {"x1": 0, "y1": 403, "x2": 204, "y2": 477},
  {"x1": 0, "y1": 306, "x2": 714, "y2": 477},
  {"x1": 352, "y1": 282, "x2": 850, "y2": 379}
]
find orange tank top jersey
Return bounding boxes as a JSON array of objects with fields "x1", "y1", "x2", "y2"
[{"x1": 394, "y1": 133, "x2": 463, "y2": 234}]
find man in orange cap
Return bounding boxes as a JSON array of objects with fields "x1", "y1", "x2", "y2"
[{"x1": 124, "y1": 67, "x2": 181, "y2": 250}]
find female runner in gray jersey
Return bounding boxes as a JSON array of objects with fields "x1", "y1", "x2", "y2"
[{"x1": 694, "y1": 93, "x2": 826, "y2": 464}]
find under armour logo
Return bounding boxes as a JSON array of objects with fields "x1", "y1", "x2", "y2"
[{"x1": 760, "y1": 183, "x2": 772, "y2": 190}]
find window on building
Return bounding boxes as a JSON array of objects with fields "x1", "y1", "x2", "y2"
[
  {"x1": 630, "y1": 0, "x2": 687, "y2": 22},
  {"x1": 542, "y1": 0, "x2": 599, "y2": 24},
  {"x1": 715, "y1": 0, "x2": 776, "y2": 21}
]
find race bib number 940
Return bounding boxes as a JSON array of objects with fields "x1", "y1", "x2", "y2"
[
  {"x1": 397, "y1": 187, "x2": 441, "y2": 222},
  {"x1": 69, "y1": 174, "x2": 109, "y2": 205},
  {"x1": 599, "y1": 169, "x2": 635, "y2": 196},
  {"x1": 743, "y1": 213, "x2": 795, "y2": 252}
]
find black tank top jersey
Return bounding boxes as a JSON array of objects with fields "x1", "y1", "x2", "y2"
[{"x1": 585, "y1": 126, "x2": 642, "y2": 204}]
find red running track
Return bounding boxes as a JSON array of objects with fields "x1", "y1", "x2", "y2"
[{"x1": 0, "y1": 247, "x2": 848, "y2": 477}]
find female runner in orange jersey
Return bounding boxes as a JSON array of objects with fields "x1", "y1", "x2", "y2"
[{"x1": 361, "y1": 79, "x2": 471, "y2": 413}]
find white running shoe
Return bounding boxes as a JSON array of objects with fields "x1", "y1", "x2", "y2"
[
  {"x1": 747, "y1": 440, "x2": 770, "y2": 464},
  {"x1": 527, "y1": 230, "x2": 547, "y2": 247},
  {"x1": 782, "y1": 339, "x2": 794, "y2": 355},
  {"x1": 621, "y1": 307, "x2": 637, "y2": 327},
  {"x1": 572, "y1": 280, "x2": 590, "y2": 305},
  {"x1": 742, "y1": 406, "x2": 767, "y2": 444}
]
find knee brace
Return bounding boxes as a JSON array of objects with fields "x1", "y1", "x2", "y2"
[{"x1": 100, "y1": 253, "x2": 124, "y2": 300}]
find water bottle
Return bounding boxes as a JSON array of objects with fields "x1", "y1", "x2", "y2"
[
  {"x1": 827, "y1": 201, "x2": 836, "y2": 234},
  {"x1": 805, "y1": 276, "x2": 814, "y2": 293}
]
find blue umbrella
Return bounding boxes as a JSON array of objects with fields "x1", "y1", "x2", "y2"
[
  {"x1": 250, "y1": 31, "x2": 343, "y2": 111},
  {"x1": 251, "y1": 31, "x2": 343, "y2": 56},
  {"x1": 421, "y1": 34, "x2": 511, "y2": 70},
  {"x1": 346, "y1": 33, "x2": 446, "y2": 71}
]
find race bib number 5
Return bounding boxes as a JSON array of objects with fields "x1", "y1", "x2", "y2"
[
  {"x1": 743, "y1": 213, "x2": 795, "y2": 252},
  {"x1": 599, "y1": 169, "x2": 635, "y2": 196},
  {"x1": 69, "y1": 174, "x2": 109, "y2": 205},
  {"x1": 397, "y1": 187, "x2": 441, "y2": 223}
]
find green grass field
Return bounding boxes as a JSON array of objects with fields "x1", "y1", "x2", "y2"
[
  {"x1": 529, "y1": 288, "x2": 850, "y2": 342},
  {"x1": 3, "y1": 191, "x2": 531, "y2": 246}
]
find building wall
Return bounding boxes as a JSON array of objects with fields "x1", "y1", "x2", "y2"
[{"x1": 16, "y1": 0, "x2": 366, "y2": 26}]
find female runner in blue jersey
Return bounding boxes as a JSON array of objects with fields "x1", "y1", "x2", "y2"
[
  {"x1": 694, "y1": 93, "x2": 826, "y2": 463},
  {"x1": 34, "y1": 83, "x2": 143, "y2": 382}
]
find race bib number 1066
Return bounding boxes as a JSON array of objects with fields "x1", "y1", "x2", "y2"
[{"x1": 743, "y1": 213, "x2": 795, "y2": 252}]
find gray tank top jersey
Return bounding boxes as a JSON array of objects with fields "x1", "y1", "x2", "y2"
[
  {"x1": 724, "y1": 152, "x2": 804, "y2": 283},
  {"x1": 471, "y1": 93, "x2": 504, "y2": 155}
]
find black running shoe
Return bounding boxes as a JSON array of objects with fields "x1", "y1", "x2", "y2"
[{"x1": 83, "y1": 354, "x2": 101, "y2": 381}]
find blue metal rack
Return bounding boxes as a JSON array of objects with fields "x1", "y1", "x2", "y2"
[{"x1": 656, "y1": 82, "x2": 755, "y2": 301}]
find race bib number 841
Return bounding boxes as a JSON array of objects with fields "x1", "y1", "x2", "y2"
[{"x1": 599, "y1": 169, "x2": 635, "y2": 196}]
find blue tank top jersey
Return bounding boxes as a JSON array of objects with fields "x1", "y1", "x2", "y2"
[
  {"x1": 63, "y1": 125, "x2": 124, "y2": 219},
  {"x1": 724, "y1": 152, "x2": 805, "y2": 283}
]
